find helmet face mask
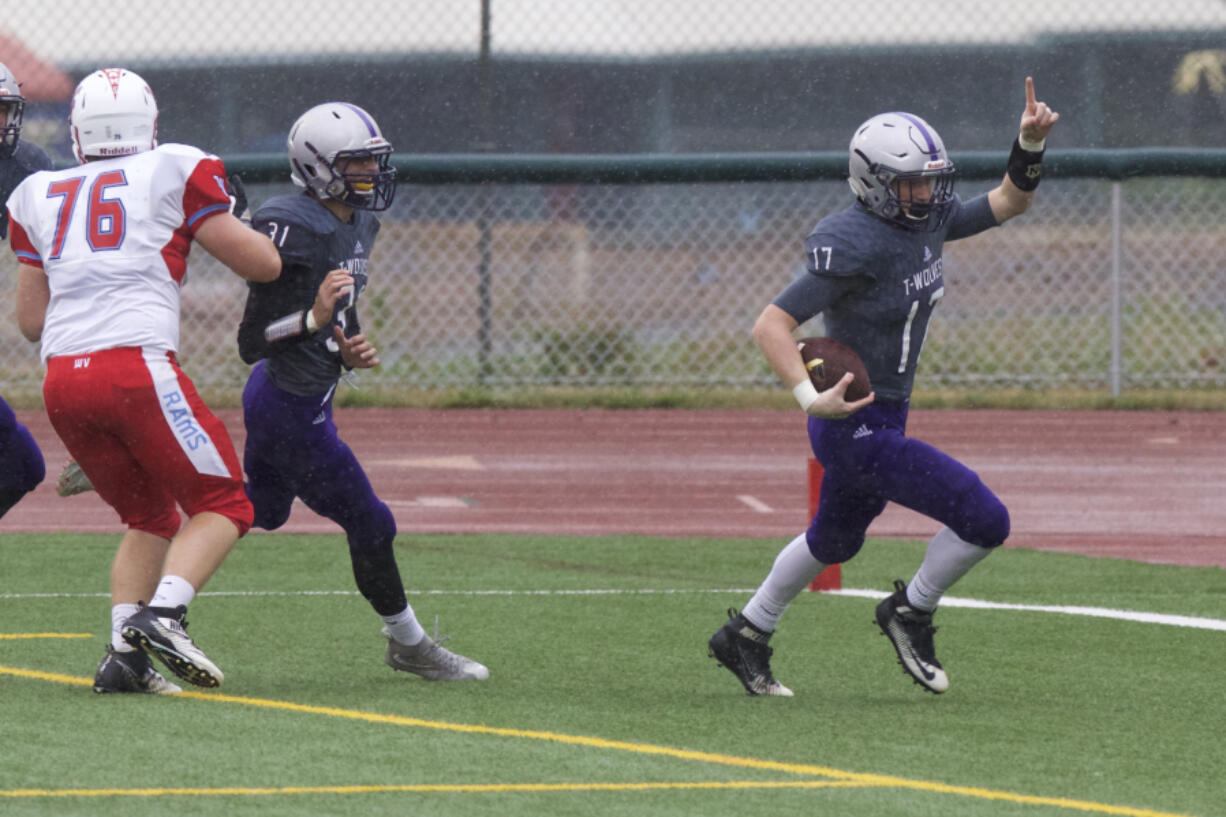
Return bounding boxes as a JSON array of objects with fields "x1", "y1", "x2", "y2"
[
  {"x1": 847, "y1": 111, "x2": 956, "y2": 232},
  {"x1": 0, "y1": 60, "x2": 25, "y2": 160},
  {"x1": 288, "y1": 102, "x2": 397, "y2": 212},
  {"x1": 70, "y1": 68, "x2": 158, "y2": 162}
]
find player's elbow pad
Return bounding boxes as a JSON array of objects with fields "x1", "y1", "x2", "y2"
[{"x1": 263, "y1": 310, "x2": 310, "y2": 343}]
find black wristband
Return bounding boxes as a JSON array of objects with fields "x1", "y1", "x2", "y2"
[{"x1": 1007, "y1": 138, "x2": 1044, "y2": 191}]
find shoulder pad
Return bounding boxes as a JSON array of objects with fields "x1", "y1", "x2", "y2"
[
  {"x1": 253, "y1": 193, "x2": 339, "y2": 235},
  {"x1": 805, "y1": 207, "x2": 882, "y2": 276},
  {"x1": 154, "y1": 143, "x2": 210, "y2": 162}
]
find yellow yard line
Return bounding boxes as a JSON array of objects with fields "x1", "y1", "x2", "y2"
[
  {"x1": 0, "y1": 664, "x2": 1198, "y2": 817},
  {"x1": 0, "y1": 780, "x2": 875, "y2": 798}
]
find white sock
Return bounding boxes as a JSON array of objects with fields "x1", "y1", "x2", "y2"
[
  {"x1": 741, "y1": 533, "x2": 827, "y2": 632},
  {"x1": 111, "y1": 603, "x2": 140, "y2": 651},
  {"x1": 149, "y1": 574, "x2": 196, "y2": 610},
  {"x1": 907, "y1": 526, "x2": 993, "y2": 612},
  {"x1": 382, "y1": 605, "x2": 426, "y2": 646}
]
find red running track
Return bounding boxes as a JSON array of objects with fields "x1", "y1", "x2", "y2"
[{"x1": 4, "y1": 408, "x2": 1225, "y2": 568}]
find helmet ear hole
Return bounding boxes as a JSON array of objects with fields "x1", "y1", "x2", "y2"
[{"x1": 324, "y1": 177, "x2": 348, "y2": 199}]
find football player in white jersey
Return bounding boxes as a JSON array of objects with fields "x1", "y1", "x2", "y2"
[{"x1": 6, "y1": 68, "x2": 281, "y2": 693}]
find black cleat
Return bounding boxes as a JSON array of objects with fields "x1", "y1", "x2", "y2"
[
  {"x1": 708, "y1": 608, "x2": 793, "y2": 696},
  {"x1": 875, "y1": 580, "x2": 949, "y2": 694},
  {"x1": 93, "y1": 645, "x2": 182, "y2": 694},
  {"x1": 121, "y1": 603, "x2": 223, "y2": 688}
]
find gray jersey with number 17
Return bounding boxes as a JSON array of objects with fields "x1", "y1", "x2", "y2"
[{"x1": 773, "y1": 194, "x2": 997, "y2": 402}]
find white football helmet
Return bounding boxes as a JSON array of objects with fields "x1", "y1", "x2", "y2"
[
  {"x1": 70, "y1": 68, "x2": 158, "y2": 162},
  {"x1": 288, "y1": 102, "x2": 396, "y2": 211},
  {"x1": 847, "y1": 111, "x2": 956, "y2": 231}
]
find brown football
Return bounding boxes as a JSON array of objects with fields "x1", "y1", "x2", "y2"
[{"x1": 797, "y1": 337, "x2": 872, "y2": 402}]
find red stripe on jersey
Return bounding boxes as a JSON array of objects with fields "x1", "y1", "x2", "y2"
[
  {"x1": 157, "y1": 155, "x2": 230, "y2": 285},
  {"x1": 7, "y1": 213, "x2": 44, "y2": 269},
  {"x1": 161, "y1": 223, "x2": 192, "y2": 285}
]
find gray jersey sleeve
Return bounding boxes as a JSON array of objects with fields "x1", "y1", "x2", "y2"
[
  {"x1": 772, "y1": 207, "x2": 875, "y2": 324},
  {"x1": 772, "y1": 269, "x2": 851, "y2": 324},
  {"x1": 945, "y1": 193, "x2": 997, "y2": 241}
]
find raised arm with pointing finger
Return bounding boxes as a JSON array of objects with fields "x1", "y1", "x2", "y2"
[{"x1": 989, "y1": 76, "x2": 1061, "y2": 222}]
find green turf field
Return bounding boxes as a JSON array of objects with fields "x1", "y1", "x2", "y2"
[{"x1": 2, "y1": 532, "x2": 1223, "y2": 817}]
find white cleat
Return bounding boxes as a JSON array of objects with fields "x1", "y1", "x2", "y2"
[{"x1": 122, "y1": 604, "x2": 223, "y2": 689}]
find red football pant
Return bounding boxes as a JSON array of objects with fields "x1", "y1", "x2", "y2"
[{"x1": 44, "y1": 347, "x2": 252, "y2": 539}]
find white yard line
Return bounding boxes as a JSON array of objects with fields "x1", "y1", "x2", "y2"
[
  {"x1": 3, "y1": 587, "x2": 1225, "y2": 631},
  {"x1": 736, "y1": 495, "x2": 774, "y2": 513},
  {"x1": 829, "y1": 589, "x2": 1226, "y2": 632}
]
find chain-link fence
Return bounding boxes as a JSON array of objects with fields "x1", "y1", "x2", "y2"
[
  {"x1": 4, "y1": 172, "x2": 1224, "y2": 399},
  {"x1": 4, "y1": 1, "x2": 1226, "y2": 400}
]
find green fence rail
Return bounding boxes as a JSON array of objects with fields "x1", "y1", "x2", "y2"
[{"x1": 221, "y1": 149, "x2": 1226, "y2": 184}]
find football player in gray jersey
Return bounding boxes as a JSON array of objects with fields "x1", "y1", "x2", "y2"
[
  {"x1": 0, "y1": 60, "x2": 51, "y2": 518},
  {"x1": 238, "y1": 102, "x2": 488, "y2": 683},
  {"x1": 710, "y1": 78, "x2": 1058, "y2": 696}
]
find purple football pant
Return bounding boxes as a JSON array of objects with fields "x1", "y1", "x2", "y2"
[
  {"x1": 0, "y1": 396, "x2": 45, "y2": 517},
  {"x1": 242, "y1": 362, "x2": 405, "y2": 615},
  {"x1": 805, "y1": 399, "x2": 1009, "y2": 564}
]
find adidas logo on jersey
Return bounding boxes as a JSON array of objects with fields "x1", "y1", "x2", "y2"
[
  {"x1": 923, "y1": 246, "x2": 933, "y2": 262},
  {"x1": 852, "y1": 424, "x2": 873, "y2": 440},
  {"x1": 354, "y1": 240, "x2": 365, "y2": 255}
]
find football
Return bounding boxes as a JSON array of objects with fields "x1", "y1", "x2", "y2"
[{"x1": 797, "y1": 337, "x2": 872, "y2": 402}]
